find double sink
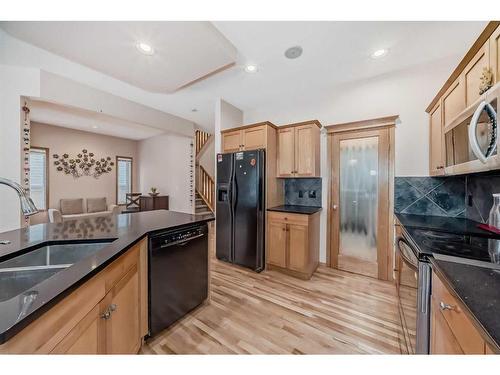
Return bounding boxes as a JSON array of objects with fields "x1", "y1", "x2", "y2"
[{"x1": 0, "y1": 240, "x2": 115, "y2": 303}]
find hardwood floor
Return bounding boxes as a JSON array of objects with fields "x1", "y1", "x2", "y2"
[{"x1": 142, "y1": 258, "x2": 407, "y2": 354}]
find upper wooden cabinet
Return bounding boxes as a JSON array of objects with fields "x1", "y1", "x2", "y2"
[
  {"x1": 221, "y1": 122, "x2": 277, "y2": 153},
  {"x1": 221, "y1": 129, "x2": 243, "y2": 153},
  {"x1": 442, "y1": 78, "x2": 465, "y2": 127},
  {"x1": 490, "y1": 26, "x2": 500, "y2": 84},
  {"x1": 429, "y1": 102, "x2": 445, "y2": 175},
  {"x1": 426, "y1": 22, "x2": 500, "y2": 176},
  {"x1": 277, "y1": 120, "x2": 321, "y2": 178},
  {"x1": 463, "y1": 43, "x2": 490, "y2": 107}
]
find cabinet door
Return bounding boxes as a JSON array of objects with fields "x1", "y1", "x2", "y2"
[
  {"x1": 277, "y1": 128, "x2": 295, "y2": 177},
  {"x1": 295, "y1": 125, "x2": 316, "y2": 177},
  {"x1": 242, "y1": 126, "x2": 266, "y2": 150},
  {"x1": 429, "y1": 102, "x2": 444, "y2": 175},
  {"x1": 268, "y1": 221, "x2": 287, "y2": 268},
  {"x1": 287, "y1": 224, "x2": 308, "y2": 273},
  {"x1": 430, "y1": 301, "x2": 464, "y2": 354},
  {"x1": 464, "y1": 43, "x2": 490, "y2": 107},
  {"x1": 101, "y1": 265, "x2": 141, "y2": 354},
  {"x1": 442, "y1": 78, "x2": 465, "y2": 126},
  {"x1": 490, "y1": 25, "x2": 500, "y2": 84},
  {"x1": 222, "y1": 130, "x2": 242, "y2": 153},
  {"x1": 50, "y1": 305, "x2": 101, "y2": 354}
]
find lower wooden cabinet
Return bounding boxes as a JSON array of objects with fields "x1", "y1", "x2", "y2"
[
  {"x1": 101, "y1": 264, "x2": 141, "y2": 354},
  {"x1": 268, "y1": 221, "x2": 287, "y2": 268},
  {"x1": 430, "y1": 271, "x2": 491, "y2": 354},
  {"x1": 0, "y1": 238, "x2": 148, "y2": 354},
  {"x1": 266, "y1": 211, "x2": 320, "y2": 279}
]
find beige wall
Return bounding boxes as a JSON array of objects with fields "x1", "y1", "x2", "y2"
[
  {"x1": 30, "y1": 122, "x2": 138, "y2": 223},
  {"x1": 138, "y1": 132, "x2": 193, "y2": 214},
  {"x1": 198, "y1": 136, "x2": 215, "y2": 178}
]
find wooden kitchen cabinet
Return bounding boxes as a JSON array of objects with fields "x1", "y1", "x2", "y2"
[
  {"x1": 463, "y1": 43, "x2": 490, "y2": 107},
  {"x1": 277, "y1": 120, "x2": 321, "y2": 178},
  {"x1": 430, "y1": 271, "x2": 487, "y2": 354},
  {"x1": 221, "y1": 129, "x2": 242, "y2": 153},
  {"x1": 268, "y1": 221, "x2": 287, "y2": 268},
  {"x1": 429, "y1": 102, "x2": 445, "y2": 175},
  {"x1": 242, "y1": 125, "x2": 267, "y2": 150},
  {"x1": 426, "y1": 22, "x2": 500, "y2": 177},
  {"x1": 0, "y1": 238, "x2": 148, "y2": 354},
  {"x1": 490, "y1": 25, "x2": 500, "y2": 84},
  {"x1": 442, "y1": 78, "x2": 465, "y2": 127},
  {"x1": 101, "y1": 264, "x2": 141, "y2": 354},
  {"x1": 277, "y1": 127, "x2": 295, "y2": 177},
  {"x1": 267, "y1": 211, "x2": 320, "y2": 279},
  {"x1": 221, "y1": 122, "x2": 276, "y2": 153},
  {"x1": 51, "y1": 305, "x2": 100, "y2": 354}
]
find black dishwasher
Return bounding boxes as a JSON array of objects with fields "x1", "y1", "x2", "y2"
[{"x1": 148, "y1": 223, "x2": 208, "y2": 336}]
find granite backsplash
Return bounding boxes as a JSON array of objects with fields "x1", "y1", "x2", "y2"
[
  {"x1": 395, "y1": 171, "x2": 500, "y2": 223},
  {"x1": 284, "y1": 178, "x2": 322, "y2": 207}
]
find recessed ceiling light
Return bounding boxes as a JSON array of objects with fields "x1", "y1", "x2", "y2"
[
  {"x1": 136, "y1": 42, "x2": 154, "y2": 56},
  {"x1": 371, "y1": 48, "x2": 388, "y2": 59},
  {"x1": 244, "y1": 64, "x2": 258, "y2": 73},
  {"x1": 92, "y1": 125, "x2": 98, "y2": 129},
  {"x1": 284, "y1": 46, "x2": 303, "y2": 59}
]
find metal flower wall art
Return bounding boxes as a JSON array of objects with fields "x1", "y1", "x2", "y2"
[{"x1": 53, "y1": 149, "x2": 114, "y2": 179}]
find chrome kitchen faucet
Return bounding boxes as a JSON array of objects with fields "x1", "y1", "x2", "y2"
[{"x1": 0, "y1": 177, "x2": 38, "y2": 245}]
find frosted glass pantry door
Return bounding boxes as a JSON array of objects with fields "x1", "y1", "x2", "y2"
[
  {"x1": 338, "y1": 137, "x2": 379, "y2": 275},
  {"x1": 329, "y1": 125, "x2": 391, "y2": 281}
]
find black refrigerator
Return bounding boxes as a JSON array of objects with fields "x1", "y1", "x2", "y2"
[{"x1": 216, "y1": 149, "x2": 265, "y2": 272}]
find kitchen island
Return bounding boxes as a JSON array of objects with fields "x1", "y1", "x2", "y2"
[{"x1": 0, "y1": 210, "x2": 214, "y2": 353}]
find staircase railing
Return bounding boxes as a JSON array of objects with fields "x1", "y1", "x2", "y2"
[
  {"x1": 195, "y1": 129, "x2": 212, "y2": 157},
  {"x1": 197, "y1": 165, "x2": 215, "y2": 212}
]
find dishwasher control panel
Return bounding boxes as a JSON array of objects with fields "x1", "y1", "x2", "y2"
[{"x1": 150, "y1": 224, "x2": 207, "y2": 249}]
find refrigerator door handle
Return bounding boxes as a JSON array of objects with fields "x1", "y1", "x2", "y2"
[{"x1": 258, "y1": 176, "x2": 263, "y2": 211}]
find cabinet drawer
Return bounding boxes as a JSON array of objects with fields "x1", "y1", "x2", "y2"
[
  {"x1": 432, "y1": 272, "x2": 485, "y2": 354},
  {"x1": 268, "y1": 211, "x2": 309, "y2": 225}
]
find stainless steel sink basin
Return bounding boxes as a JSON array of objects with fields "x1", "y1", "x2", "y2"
[{"x1": 0, "y1": 240, "x2": 114, "y2": 302}]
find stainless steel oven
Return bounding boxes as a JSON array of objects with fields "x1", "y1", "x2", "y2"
[{"x1": 396, "y1": 233, "x2": 431, "y2": 354}]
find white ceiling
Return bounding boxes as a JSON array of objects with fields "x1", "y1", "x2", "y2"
[
  {"x1": 1, "y1": 21, "x2": 488, "y2": 129},
  {"x1": 29, "y1": 99, "x2": 165, "y2": 140},
  {"x1": 1, "y1": 21, "x2": 237, "y2": 93}
]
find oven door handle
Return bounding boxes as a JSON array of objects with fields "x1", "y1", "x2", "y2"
[{"x1": 396, "y1": 236, "x2": 418, "y2": 272}]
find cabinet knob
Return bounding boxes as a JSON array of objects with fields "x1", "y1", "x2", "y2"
[
  {"x1": 109, "y1": 303, "x2": 117, "y2": 312},
  {"x1": 100, "y1": 310, "x2": 111, "y2": 320},
  {"x1": 332, "y1": 204, "x2": 338, "y2": 210},
  {"x1": 439, "y1": 301, "x2": 455, "y2": 311}
]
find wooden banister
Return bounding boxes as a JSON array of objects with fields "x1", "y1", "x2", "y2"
[
  {"x1": 196, "y1": 164, "x2": 215, "y2": 212},
  {"x1": 195, "y1": 129, "x2": 212, "y2": 157}
]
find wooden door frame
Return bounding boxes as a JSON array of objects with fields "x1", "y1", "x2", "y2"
[{"x1": 326, "y1": 115, "x2": 397, "y2": 281}]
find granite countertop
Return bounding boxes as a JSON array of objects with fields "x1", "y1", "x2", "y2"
[
  {"x1": 396, "y1": 213, "x2": 500, "y2": 352},
  {"x1": 267, "y1": 205, "x2": 322, "y2": 215},
  {"x1": 0, "y1": 210, "x2": 214, "y2": 344},
  {"x1": 430, "y1": 257, "x2": 500, "y2": 352},
  {"x1": 395, "y1": 213, "x2": 499, "y2": 238}
]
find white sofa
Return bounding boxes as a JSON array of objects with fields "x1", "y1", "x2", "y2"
[{"x1": 48, "y1": 197, "x2": 120, "y2": 223}]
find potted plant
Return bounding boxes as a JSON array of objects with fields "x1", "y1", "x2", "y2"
[{"x1": 149, "y1": 187, "x2": 159, "y2": 197}]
